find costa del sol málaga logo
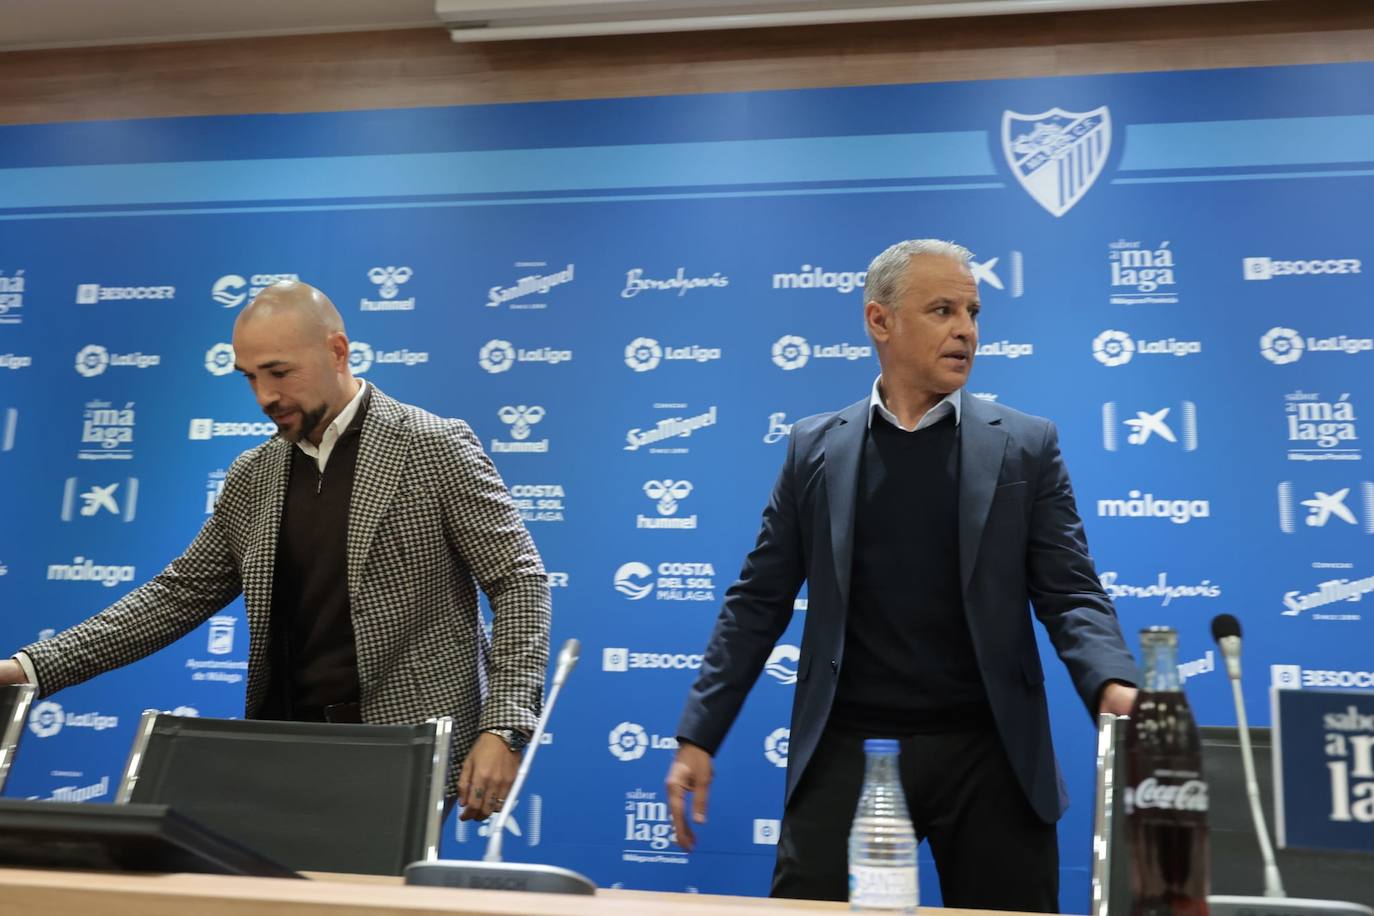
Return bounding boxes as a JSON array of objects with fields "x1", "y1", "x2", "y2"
[
  {"x1": 614, "y1": 562, "x2": 654, "y2": 600},
  {"x1": 1092, "y1": 330, "x2": 1135, "y2": 367},
  {"x1": 771, "y1": 335, "x2": 811, "y2": 371},
  {"x1": 479, "y1": 339, "x2": 516, "y2": 374},
  {"x1": 625, "y1": 337, "x2": 663, "y2": 372},
  {"x1": 1260, "y1": 327, "x2": 1305, "y2": 365}
]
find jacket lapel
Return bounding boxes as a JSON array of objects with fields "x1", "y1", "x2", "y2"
[
  {"x1": 824, "y1": 399, "x2": 869, "y2": 614},
  {"x1": 243, "y1": 437, "x2": 290, "y2": 689},
  {"x1": 958, "y1": 395, "x2": 1010, "y2": 591},
  {"x1": 347, "y1": 387, "x2": 410, "y2": 593}
]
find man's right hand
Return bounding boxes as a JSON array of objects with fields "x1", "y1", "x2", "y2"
[
  {"x1": 0, "y1": 659, "x2": 29, "y2": 687},
  {"x1": 665, "y1": 740, "x2": 713, "y2": 852}
]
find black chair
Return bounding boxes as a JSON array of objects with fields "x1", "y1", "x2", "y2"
[
  {"x1": 0, "y1": 684, "x2": 36, "y2": 796},
  {"x1": 1091, "y1": 715, "x2": 1374, "y2": 915},
  {"x1": 115, "y1": 712, "x2": 451, "y2": 875}
]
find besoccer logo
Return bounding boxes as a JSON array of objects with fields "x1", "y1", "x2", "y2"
[
  {"x1": 1092, "y1": 330, "x2": 1135, "y2": 367},
  {"x1": 211, "y1": 275, "x2": 248, "y2": 308},
  {"x1": 348, "y1": 341, "x2": 374, "y2": 375},
  {"x1": 367, "y1": 266, "x2": 412, "y2": 300},
  {"x1": 75, "y1": 345, "x2": 110, "y2": 378},
  {"x1": 28, "y1": 701, "x2": 64, "y2": 738},
  {"x1": 609, "y1": 721, "x2": 649, "y2": 761},
  {"x1": 498, "y1": 405, "x2": 545, "y2": 440},
  {"x1": 625, "y1": 337, "x2": 663, "y2": 372},
  {"x1": 204, "y1": 342, "x2": 236, "y2": 376},
  {"x1": 771, "y1": 335, "x2": 810, "y2": 371},
  {"x1": 479, "y1": 339, "x2": 516, "y2": 374},
  {"x1": 614, "y1": 561, "x2": 654, "y2": 600},
  {"x1": 1260, "y1": 327, "x2": 1305, "y2": 365},
  {"x1": 764, "y1": 727, "x2": 790, "y2": 768}
]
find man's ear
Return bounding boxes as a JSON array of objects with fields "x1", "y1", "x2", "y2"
[
  {"x1": 328, "y1": 331, "x2": 350, "y2": 372},
  {"x1": 865, "y1": 301, "x2": 891, "y2": 344}
]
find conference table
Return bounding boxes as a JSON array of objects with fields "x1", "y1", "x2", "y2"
[{"x1": 0, "y1": 867, "x2": 1058, "y2": 915}]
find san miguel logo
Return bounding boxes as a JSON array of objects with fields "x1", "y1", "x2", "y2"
[{"x1": 1002, "y1": 106, "x2": 1111, "y2": 217}]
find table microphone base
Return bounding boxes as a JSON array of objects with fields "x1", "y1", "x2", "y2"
[
  {"x1": 1210, "y1": 895, "x2": 1374, "y2": 916},
  {"x1": 404, "y1": 860, "x2": 596, "y2": 895}
]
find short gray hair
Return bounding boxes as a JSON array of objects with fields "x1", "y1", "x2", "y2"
[{"x1": 863, "y1": 239, "x2": 973, "y2": 308}]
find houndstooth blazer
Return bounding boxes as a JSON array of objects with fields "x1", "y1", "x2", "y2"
[{"x1": 23, "y1": 387, "x2": 551, "y2": 797}]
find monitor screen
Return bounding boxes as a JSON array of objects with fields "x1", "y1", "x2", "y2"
[{"x1": 0, "y1": 799, "x2": 303, "y2": 878}]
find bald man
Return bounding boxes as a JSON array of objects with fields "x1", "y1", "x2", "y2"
[{"x1": 0, "y1": 282, "x2": 551, "y2": 822}]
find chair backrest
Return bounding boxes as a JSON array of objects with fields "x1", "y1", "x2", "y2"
[
  {"x1": 1092, "y1": 715, "x2": 1374, "y2": 913},
  {"x1": 0, "y1": 684, "x2": 36, "y2": 796},
  {"x1": 116, "y1": 713, "x2": 451, "y2": 875}
]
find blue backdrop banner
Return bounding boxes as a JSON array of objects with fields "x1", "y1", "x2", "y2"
[{"x1": 1, "y1": 60, "x2": 1372, "y2": 910}]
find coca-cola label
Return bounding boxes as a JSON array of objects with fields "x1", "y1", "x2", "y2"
[{"x1": 1126, "y1": 776, "x2": 1209, "y2": 812}]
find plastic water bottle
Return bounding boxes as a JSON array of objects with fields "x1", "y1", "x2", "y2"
[{"x1": 848, "y1": 738, "x2": 918, "y2": 912}]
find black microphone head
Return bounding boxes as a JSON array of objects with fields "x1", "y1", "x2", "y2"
[{"x1": 1211, "y1": 613, "x2": 1242, "y2": 643}]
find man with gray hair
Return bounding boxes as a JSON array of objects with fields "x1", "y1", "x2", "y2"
[
  {"x1": 667, "y1": 239, "x2": 1137, "y2": 910},
  {"x1": 0, "y1": 281, "x2": 550, "y2": 823}
]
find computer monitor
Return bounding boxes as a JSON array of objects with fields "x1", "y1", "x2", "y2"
[{"x1": 0, "y1": 798, "x2": 302, "y2": 878}]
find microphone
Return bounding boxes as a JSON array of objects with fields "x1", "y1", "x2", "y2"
[
  {"x1": 1204, "y1": 618, "x2": 1371, "y2": 915},
  {"x1": 1211, "y1": 613, "x2": 1242, "y2": 681},
  {"x1": 484, "y1": 638, "x2": 579, "y2": 862},
  {"x1": 1210, "y1": 614, "x2": 1285, "y2": 899},
  {"x1": 404, "y1": 638, "x2": 594, "y2": 895}
]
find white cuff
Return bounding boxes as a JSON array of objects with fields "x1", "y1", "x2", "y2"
[{"x1": 13, "y1": 651, "x2": 39, "y2": 690}]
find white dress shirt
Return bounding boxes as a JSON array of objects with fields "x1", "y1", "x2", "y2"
[
  {"x1": 868, "y1": 375, "x2": 963, "y2": 432},
  {"x1": 294, "y1": 380, "x2": 367, "y2": 473}
]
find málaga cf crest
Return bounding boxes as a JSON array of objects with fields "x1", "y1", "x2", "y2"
[{"x1": 1002, "y1": 106, "x2": 1111, "y2": 217}]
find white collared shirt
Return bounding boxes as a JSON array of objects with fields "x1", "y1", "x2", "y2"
[
  {"x1": 868, "y1": 376, "x2": 962, "y2": 432},
  {"x1": 294, "y1": 379, "x2": 367, "y2": 473}
]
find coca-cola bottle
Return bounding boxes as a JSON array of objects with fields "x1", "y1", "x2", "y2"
[{"x1": 1123, "y1": 626, "x2": 1210, "y2": 916}]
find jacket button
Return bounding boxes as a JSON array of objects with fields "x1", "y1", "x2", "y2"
[{"x1": 830, "y1": 658, "x2": 838, "y2": 673}]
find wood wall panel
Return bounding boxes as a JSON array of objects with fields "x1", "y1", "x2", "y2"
[{"x1": 0, "y1": 0, "x2": 1371, "y2": 125}]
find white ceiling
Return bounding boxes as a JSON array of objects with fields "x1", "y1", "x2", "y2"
[{"x1": 0, "y1": 0, "x2": 442, "y2": 52}]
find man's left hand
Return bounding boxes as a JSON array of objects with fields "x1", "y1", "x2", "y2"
[
  {"x1": 457, "y1": 732, "x2": 519, "y2": 821},
  {"x1": 1098, "y1": 681, "x2": 1138, "y2": 716}
]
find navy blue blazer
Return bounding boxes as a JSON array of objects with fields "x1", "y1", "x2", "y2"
[{"x1": 676, "y1": 393, "x2": 1138, "y2": 824}]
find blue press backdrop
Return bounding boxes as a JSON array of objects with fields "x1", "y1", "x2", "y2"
[{"x1": 1, "y1": 61, "x2": 1372, "y2": 909}]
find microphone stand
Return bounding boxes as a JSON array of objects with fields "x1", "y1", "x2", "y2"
[
  {"x1": 405, "y1": 639, "x2": 596, "y2": 895},
  {"x1": 1208, "y1": 627, "x2": 1371, "y2": 916}
]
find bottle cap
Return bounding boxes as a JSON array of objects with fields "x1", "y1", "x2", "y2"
[{"x1": 863, "y1": 738, "x2": 899, "y2": 754}]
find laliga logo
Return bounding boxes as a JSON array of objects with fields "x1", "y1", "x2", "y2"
[
  {"x1": 764, "y1": 727, "x2": 790, "y2": 768},
  {"x1": 204, "y1": 342, "x2": 236, "y2": 376},
  {"x1": 644, "y1": 480, "x2": 692, "y2": 515},
  {"x1": 479, "y1": 339, "x2": 516, "y2": 374},
  {"x1": 348, "y1": 341, "x2": 374, "y2": 375},
  {"x1": 609, "y1": 722, "x2": 649, "y2": 761},
  {"x1": 211, "y1": 275, "x2": 248, "y2": 308},
  {"x1": 764, "y1": 645, "x2": 800, "y2": 685},
  {"x1": 614, "y1": 562, "x2": 654, "y2": 600},
  {"x1": 74, "y1": 345, "x2": 110, "y2": 378},
  {"x1": 1260, "y1": 327, "x2": 1305, "y2": 365},
  {"x1": 1092, "y1": 330, "x2": 1135, "y2": 367},
  {"x1": 28, "y1": 701, "x2": 64, "y2": 738},
  {"x1": 367, "y1": 266, "x2": 412, "y2": 300},
  {"x1": 772, "y1": 335, "x2": 810, "y2": 371},
  {"x1": 498, "y1": 405, "x2": 545, "y2": 440},
  {"x1": 625, "y1": 337, "x2": 663, "y2": 372}
]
